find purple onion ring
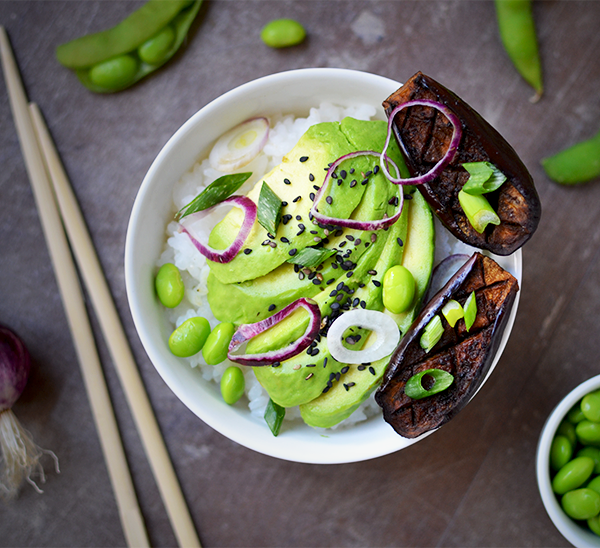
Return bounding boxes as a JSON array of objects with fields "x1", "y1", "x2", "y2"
[
  {"x1": 228, "y1": 298, "x2": 321, "y2": 366},
  {"x1": 380, "y1": 99, "x2": 463, "y2": 185}
]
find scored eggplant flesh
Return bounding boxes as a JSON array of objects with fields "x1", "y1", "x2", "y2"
[
  {"x1": 375, "y1": 252, "x2": 518, "y2": 439},
  {"x1": 383, "y1": 72, "x2": 541, "y2": 256}
]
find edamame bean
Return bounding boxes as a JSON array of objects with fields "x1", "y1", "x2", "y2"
[
  {"x1": 542, "y1": 129, "x2": 600, "y2": 185},
  {"x1": 587, "y1": 475, "x2": 600, "y2": 495},
  {"x1": 202, "y1": 322, "x2": 235, "y2": 365},
  {"x1": 561, "y1": 488, "x2": 600, "y2": 521},
  {"x1": 568, "y1": 404, "x2": 586, "y2": 424},
  {"x1": 168, "y1": 316, "x2": 210, "y2": 357},
  {"x1": 552, "y1": 456, "x2": 595, "y2": 495},
  {"x1": 89, "y1": 55, "x2": 139, "y2": 89},
  {"x1": 579, "y1": 447, "x2": 600, "y2": 475},
  {"x1": 550, "y1": 435, "x2": 573, "y2": 471},
  {"x1": 138, "y1": 25, "x2": 176, "y2": 65},
  {"x1": 382, "y1": 265, "x2": 415, "y2": 314},
  {"x1": 582, "y1": 391, "x2": 600, "y2": 423},
  {"x1": 494, "y1": 0, "x2": 543, "y2": 99},
  {"x1": 589, "y1": 515, "x2": 600, "y2": 537},
  {"x1": 558, "y1": 420, "x2": 577, "y2": 447},
  {"x1": 220, "y1": 366, "x2": 245, "y2": 405},
  {"x1": 577, "y1": 421, "x2": 600, "y2": 445},
  {"x1": 260, "y1": 19, "x2": 306, "y2": 48},
  {"x1": 155, "y1": 263, "x2": 185, "y2": 308}
]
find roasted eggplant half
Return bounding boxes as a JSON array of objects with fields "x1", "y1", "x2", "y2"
[
  {"x1": 375, "y1": 252, "x2": 518, "y2": 438},
  {"x1": 383, "y1": 72, "x2": 541, "y2": 256}
]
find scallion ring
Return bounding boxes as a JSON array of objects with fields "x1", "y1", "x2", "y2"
[{"x1": 404, "y1": 368, "x2": 454, "y2": 400}]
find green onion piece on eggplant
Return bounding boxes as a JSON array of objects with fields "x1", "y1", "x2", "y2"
[
  {"x1": 441, "y1": 299, "x2": 464, "y2": 328},
  {"x1": 419, "y1": 315, "x2": 443, "y2": 353},
  {"x1": 257, "y1": 182, "x2": 283, "y2": 235},
  {"x1": 264, "y1": 398, "x2": 285, "y2": 436},
  {"x1": 458, "y1": 189, "x2": 501, "y2": 234},
  {"x1": 404, "y1": 369, "x2": 454, "y2": 400},
  {"x1": 461, "y1": 162, "x2": 507, "y2": 195},
  {"x1": 463, "y1": 291, "x2": 477, "y2": 331},
  {"x1": 176, "y1": 172, "x2": 252, "y2": 220},
  {"x1": 286, "y1": 247, "x2": 336, "y2": 268},
  {"x1": 0, "y1": 326, "x2": 58, "y2": 499}
]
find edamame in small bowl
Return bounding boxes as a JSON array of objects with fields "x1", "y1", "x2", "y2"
[
  {"x1": 125, "y1": 68, "x2": 522, "y2": 464},
  {"x1": 537, "y1": 375, "x2": 600, "y2": 547}
]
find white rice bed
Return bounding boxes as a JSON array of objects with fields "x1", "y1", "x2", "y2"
[{"x1": 157, "y1": 102, "x2": 471, "y2": 430}]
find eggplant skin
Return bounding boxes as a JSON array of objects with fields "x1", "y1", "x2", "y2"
[
  {"x1": 383, "y1": 72, "x2": 541, "y2": 256},
  {"x1": 375, "y1": 252, "x2": 518, "y2": 439}
]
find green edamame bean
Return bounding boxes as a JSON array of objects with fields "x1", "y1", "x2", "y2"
[
  {"x1": 220, "y1": 366, "x2": 245, "y2": 405},
  {"x1": 202, "y1": 322, "x2": 235, "y2": 365},
  {"x1": 582, "y1": 391, "x2": 600, "y2": 423},
  {"x1": 155, "y1": 263, "x2": 185, "y2": 308},
  {"x1": 577, "y1": 421, "x2": 600, "y2": 445},
  {"x1": 578, "y1": 447, "x2": 600, "y2": 475},
  {"x1": 260, "y1": 19, "x2": 306, "y2": 48},
  {"x1": 542, "y1": 130, "x2": 600, "y2": 185},
  {"x1": 561, "y1": 488, "x2": 600, "y2": 521},
  {"x1": 138, "y1": 25, "x2": 176, "y2": 65},
  {"x1": 89, "y1": 55, "x2": 139, "y2": 89},
  {"x1": 587, "y1": 475, "x2": 600, "y2": 496},
  {"x1": 382, "y1": 265, "x2": 415, "y2": 314},
  {"x1": 558, "y1": 420, "x2": 577, "y2": 447},
  {"x1": 589, "y1": 515, "x2": 600, "y2": 537},
  {"x1": 552, "y1": 456, "x2": 595, "y2": 495},
  {"x1": 568, "y1": 403, "x2": 586, "y2": 424},
  {"x1": 168, "y1": 316, "x2": 210, "y2": 357},
  {"x1": 494, "y1": 0, "x2": 543, "y2": 98},
  {"x1": 550, "y1": 435, "x2": 573, "y2": 471}
]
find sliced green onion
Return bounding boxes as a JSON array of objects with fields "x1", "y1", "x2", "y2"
[
  {"x1": 442, "y1": 299, "x2": 464, "y2": 328},
  {"x1": 176, "y1": 172, "x2": 252, "y2": 220},
  {"x1": 461, "y1": 162, "x2": 506, "y2": 195},
  {"x1": 463, "y1": 291, "x2": 477, "y2": 331},
  {"x1": 286, "y1": 247, "x2": 336, "y2": 268},
  {"x1": 420, "y1": 315, "x2": 444, "y2": 353},
  {"x1": 405, "y1": 368, "x2": 454, "y2": 400},
  {"x1": 264, "y1": 398, "x2": 285, "y2": 436},
  {"x1": 458, "y1": 189, "x2": 501, "y2": 233},
  {"x1": 257, "y1": 181, "x2": 282, "y2": 234}
]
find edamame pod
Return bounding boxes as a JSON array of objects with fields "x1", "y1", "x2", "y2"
[
  {"x1": 494, "y1": 0, "x2": 543, "y2": 99},
  {"x1": 56, "y1": 0, "x2": 202, "y2": 93},
  {"x1": 541, "y1": 129, "x2": 600, "y2": 185}
]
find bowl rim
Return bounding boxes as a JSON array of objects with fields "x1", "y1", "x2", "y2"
[
  {"x1": 125, "y1": 67, "x2": 523, "y2": 464},
  {"x1": 536, "y1": 374, "x2": 600, "y2": 547}
]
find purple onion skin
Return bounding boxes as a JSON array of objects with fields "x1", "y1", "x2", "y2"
[{"x1": 0, "y1": 326, "x2": 31, "y2": 412}]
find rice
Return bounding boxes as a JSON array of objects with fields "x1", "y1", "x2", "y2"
[{"x1": 157, "y1": 101, "x2": 461, "y2": 430}]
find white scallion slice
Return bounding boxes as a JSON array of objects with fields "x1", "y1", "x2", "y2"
[
  {"x1": 420, "y1": 315, "x2": 443, "y2": 353},
  {"x1": 327, "y1": 309, "x2": 400, "y2": 364},
  {"x1": 209, "y1": 117, "x2": 270, "y2": 172},
  {"x1": 441, "y1": 299, "x2": 464, "y2": 328}
]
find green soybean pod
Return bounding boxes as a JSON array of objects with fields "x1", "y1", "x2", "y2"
[
  {"x1": 552, "y1": 456, "x2": 595, "y2": 495},
  {"x1": 550, "y1": 435, "x2": 573, "y2": 471},
  {"x1": 541, "y1": 130, "x2": 600, "y2": 185},
  {"x1": 578, "y1": 447, "x2": 600, "y2": 475},
  {"x1": 577, "y1": 421, "x2": 600, "y2": 445},
  {"x1": 562, "y1": 488, "x2": 600, "y2": 521},
  {"x1": 202, "y1": 322, "x2": 235, "y2": 365},
  {"x1": 155, "y1": 263, "x2": 185, "y2": 308},
  {"x1": 382, "y1": 265, "x2": 416, "y2": 314},
  {"x1": 168, "y1": 317, "x2": 210, "y2": 358},
  {"x1": 138, "y1": 25, "x2": 176, "y2": 65},
  {"x1": 89, "y1": 55, "x2": 139, "y2": 89},
  {"x1": 261, "y1": 19, "x2": 306, "y2": 48},
  {"x1": 494, "y1": 0, "x2": 543, "y2": 98},
  {"x1": 220, "y1": 366, "x2": 245, "y2": 405}
]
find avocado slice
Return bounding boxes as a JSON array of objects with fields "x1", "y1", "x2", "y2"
[
  {"x1": 299, "y1": 191, "x2": 435, "y2": 428},
  {"x1": 207, "y1": 118, "x2": 400, "y2": 285}
]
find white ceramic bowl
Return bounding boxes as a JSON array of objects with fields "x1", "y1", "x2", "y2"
[
  {"x1": 537, "y1": 375, "x2": 600, "y2": 547},
  {"x1": 125, "y1": 68, "x2": 522, "y2": 464}
]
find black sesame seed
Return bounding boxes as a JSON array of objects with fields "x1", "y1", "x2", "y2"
[
  {"x1": 309, "y1": 173, "x2": 315, "y2": 182},
  {"x1": 336, "y1": 282, "x2": 344, "y2": 290},
  {"x1": 326, "y1": 278, "x2": 335, "y2": 285},
  {"x1": 268, "y1": 304, "x2": 276, "y2": 311},
  {"x1": 335, "y1": 372, "x2": 341, "y2": 382},
  {"x1": 329, "y1": 372, "x2": 336, "y2": 381},
  {"x1": 360, "y1": 300, "x2": 366, "y2": 309},
  {"x1": 312, "y1": 278, "x2": 321, "y2": 286},
  {"x1": 405, "y1": 193, "x2": 413, "y2": 200},
  {"x1": 370, "y1": 233, "x2": 377, "y2": 243},
  {"x1": 340, "y1": 169, "x2": 347, "y2": 179},
  {"x1": 361, "y1": 179, "x2": 368, "y2": 185},
  {"x1": 284, "y1": 178, "x2": 291, "y2": 185},
  {"x1": 349, "y1": 180, "x2": 357, "y2": 188},
  {"x1": 368, "y1": 269, "x2": 377, "y2": 276},
  {"x1": 312, "y1": 348, "x2": 320, "y2": 355},
  {"x1": 388, "y1": 196, "x2": 399, "y2": 206},
  {"x1": 243, "y1": 248, "x2": 252, "y2": 255},
  {"x1": 267, "y1": 233, "x2": 275, "y2": 239},
  {"x1": 350, "y1": 168, "x2": 355, "y2": 174},
  {"x1": 323, "y1": 357, "x2": 328, "y2": 367},
  {"x1": 312, "y1": 185, "x2": 320, "y2": 192},
  {"x1": 354, "y1": 238, "x2": 361, "y2": 246},
  {"x1": 344, "y1": 384, "x2": 349, "y2": 392},
  {"x1": 358, "y1": 365, "x2": 366, "y2": 371},
  {"x1": 262, "y1": 240, "x2": 270, "y2": 246},
  {"x1": 269, "y1": 241, "x2": 277, "y2": 248},
  {"x1": 369, "y1": 366, "x2": 376, "y2": 375},
  {"x1": 346, "y1": 271, "x2": 353, "y2": 278},
  {"x1": 289, "y1": 248, "x2": 297, "y2": 256},
  {"x1": 331, "y1": 302, "x2": 340, "y2": 310},
  {"x1": 306, "y1": 363, "x2": 316, "y2": 367},
  {"x1": 322, "y1": 386, "x2": 330, "y2": 393},
  {"x1": 309, "y1": 192, "x2": 316, "y2": 201},
  {"x1": 346, "y1": 235, "x2": 355, "y2": 241},
  {"x1": 299, "y1": 156, "x2": 309, "y2": 162},
  {"x1": 330, "y1": 290, "x2": 338, "y2": 297},
  {"x1": 339, "y1": 241, "x2": 347, "y2": 248},
  {"x1": 332, "y1": 172, "x2": 338, "y2": 179},
  {"x1": 334, "y1": 229, "x2": 344, "y2": 237},
  {"x1": 372, "y1": 279, "x2": 381, "y2": 287},
  {"x1": 373, "y1": 165, "x2": 380, "y2": 174},
  {"x1": 336, "y1": 293, "x2": 344, "y2": 302},
  {"x1": 341, "y1": 366, "x2": 349, "y2": 374},
  {"x1": 272, "y1": 362, "x2": 281, "y2": 368},
  {"x1": 332, "y1": 263, "x2": 338, "y2": 269},
  {"x1": 365, "y1": 170, "x2": 373, "y2": 177},
  {"x1": 293, "y1": 195, "x2": 302, "y2": 203},
  {"x1": 298, "y1": 223, "x2": 305, "y2": 229},
  {"x1": 352, "y1": 298, "x2": 359, "y2": 307},
  {"x1": 326, "y1": 196, "x2": 333, "y2": 205},
  {"x1": 397, "y1": 238, "x2": 404, "y2": 246}
]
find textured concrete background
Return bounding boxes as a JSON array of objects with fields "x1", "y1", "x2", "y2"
[{"x1": 1, "y1": 1, "x2": 599, "y2": 546}]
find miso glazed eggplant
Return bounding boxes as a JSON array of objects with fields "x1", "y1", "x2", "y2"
[
  {"x1": 382, "y1": 72, "x2": 541, "y2": 255},
  {"x1": 375, "y1": 252, "x2": 519, "y2": 438}
]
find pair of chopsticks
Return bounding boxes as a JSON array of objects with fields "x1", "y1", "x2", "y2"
[{"x1": 0, "y1": 27, "x2": 201, "y2": 548}]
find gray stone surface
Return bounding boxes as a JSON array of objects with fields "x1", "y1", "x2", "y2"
[{"x1": 0, "y1": 1, "x2": 599, "y2": 546}]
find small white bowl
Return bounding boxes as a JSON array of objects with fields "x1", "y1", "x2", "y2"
[
  {"x1": 125, "y1": 68, "x2": 522, "y2": 464},
  {"x1": 537, "y1": 375, "x2": 600, "y2": 547}
]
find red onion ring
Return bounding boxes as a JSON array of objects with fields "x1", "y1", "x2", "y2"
[
  {"x1": 179, "y1": 195, "x2": 257, "y2": 264},
  {"x1": 309, "y1": 150, "x2": 404, "y2": 231},
  {"x1": 380, "y1": 99, "x2": 463, "y2": 185},
  {"x1": 227, "y1": 298, "x2": 321, "y2": 366}
]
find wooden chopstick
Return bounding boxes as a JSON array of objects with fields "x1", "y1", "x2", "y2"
[
  {"x1": 1, "y1": 26, "x2": 201, "y2": 548},
  {"x1": 0, "y1": 27, "x2": 149, "y2": 548}
]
